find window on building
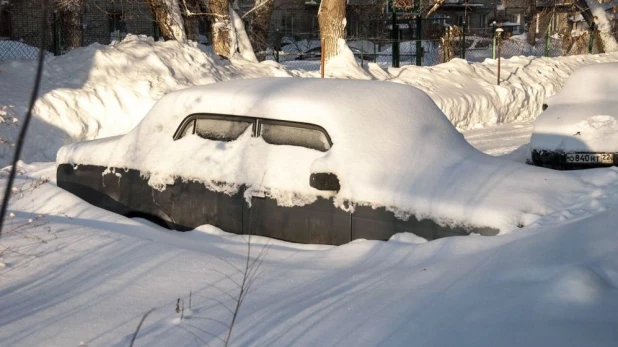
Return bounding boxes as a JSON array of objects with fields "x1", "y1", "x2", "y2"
[
  {"x1": 0, "y1": 7, "x2": 10, "y2": 38},
  {"x1": 480, "y1": 14, "x2": 488, "y2": 28}
]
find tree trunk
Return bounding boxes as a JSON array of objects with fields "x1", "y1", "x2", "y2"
[
  {"x1": 147, "y1": 0, "x2": 187, "y2": 42},
  {"x1": 247, "y1": 0, "x2": 274, "y2": 61},
  {"x1": 181, "y1": 0, "x2": 201, "y2": 42},
  {"x1": 318, "y1": 0, "x2": 346, "y2": 62},
  {"x1": 56, "y1": 0, "x2": 83, "y2": 50},
  {"x1": 210, "y1": 0, "x2": 232, "y2": 57}
]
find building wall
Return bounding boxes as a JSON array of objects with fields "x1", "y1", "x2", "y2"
[
  {"x1": 6, "y1": 0, "x2": 155, "y2": 51},
  {"x1": 7, "y1": 0, "x2": 51, "y2": 48}
]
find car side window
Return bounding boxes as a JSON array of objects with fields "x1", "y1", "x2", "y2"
[
  {"x1": 259, "y1": 121, "x2": 332, "y2": 152},
  {"x1": 175, "y1": 115, "x2": 253, "y2": 142},
  {"x1": 195, "y1": 118, "x2": 252, "y2": 141}
]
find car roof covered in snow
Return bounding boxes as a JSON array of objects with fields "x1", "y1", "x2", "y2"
[
  {"x1": 142, "y1": 77, "x2": 455, "y2": 138},
  {"x1": 532, "y1": 63, "x2": 618, "y2": 152},
  {"x1": 545, "y1": 62, "x2": 618, "y2": 106}
]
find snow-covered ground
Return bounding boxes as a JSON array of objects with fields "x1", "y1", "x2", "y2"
[{"x1": 2, "y1": 36, "x2": 618, "y2": 346}]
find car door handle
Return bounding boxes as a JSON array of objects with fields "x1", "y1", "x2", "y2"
[{"x1": 252, "y1": 191, "x2": 266, "y2": 199}]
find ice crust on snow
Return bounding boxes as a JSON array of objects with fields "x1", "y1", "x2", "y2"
[
  {"x1": 531, "y1": 62, "x2": 618, "y2": 152},
  {"x1": 58, "y1": 78, "x2": 597, "y2": 232}
]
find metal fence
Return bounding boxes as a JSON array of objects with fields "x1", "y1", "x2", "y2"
[{"x1": 263, "y1": 30, "x2": 570, "y2": 70}]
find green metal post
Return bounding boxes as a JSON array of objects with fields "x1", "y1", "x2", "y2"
[
  {"x1": 588, "y1": 30, "x2": 595, "y2": 53},
  {"x1": 361, "y1": 40, "x2": 364, "y2": 67},
  {"x1": 544, "y1": 21, "x2": 552, "y2": 57},
  {"x1": 415, "y1": 0, "x2": 422, "y2": 66},
  {"x1": 391, "y1": 10, "x2": 399, "y2": 68},
  {"x1": 374, "y1": 43, "x2": 377, "y2": 64},
  {"x1": 492, "y1": 33, "x2": 496, "y2": 59},
  {"x1": 461, "y1": 25, "x2": 465, "y2": 59}
]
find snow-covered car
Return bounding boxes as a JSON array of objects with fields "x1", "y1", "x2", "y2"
[
  {"x1": 530, "y1": 63, "x2": 618, "y2": 170},
  {"x1": 57, "y1": 78, "x2": 581, "y2": 245}
]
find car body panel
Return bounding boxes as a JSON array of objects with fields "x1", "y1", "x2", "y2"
[{"x1": 57, "y1": 163, "x2": 497, "y2": 245}]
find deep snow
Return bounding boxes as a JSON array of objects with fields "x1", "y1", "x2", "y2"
[{"x1": 2, "y1": 36, "x2": 618, "y2": 347}]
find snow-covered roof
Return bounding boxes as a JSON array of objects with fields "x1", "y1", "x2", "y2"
[
  {"x1": 531, "y1": 63, "x2": 618, "y2": 152},
  {"x1": 57, "y1": 78, "x2": 590, "y2": 232}
]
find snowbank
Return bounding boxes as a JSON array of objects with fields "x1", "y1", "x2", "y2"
[
  {"x1": 531, "y1": 62, "x2": 618, "y2": 152},
  {"x1": 365, "y1": 53, "x2": 618, "y2": 129}
]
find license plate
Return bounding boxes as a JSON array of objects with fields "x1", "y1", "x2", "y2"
[{"x1": 565, "y1": 153, "x2": 614, "y2": 164}]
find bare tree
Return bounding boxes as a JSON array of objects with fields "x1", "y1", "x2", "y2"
[
  {"x1": 318, "y1": 0, "x2": 346, "y2": 62},
  {"x1": 147, "y1": 0, "x2": 187, "y2": 42},
  {"x1": 55, "y1": 0, "x2": 83, "y2": 49},
  {"x1": 244, "y1": 0, "x2": 275, "y2": 61}
]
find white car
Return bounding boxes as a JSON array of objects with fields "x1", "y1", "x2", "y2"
[
  {"x1": 531, "y1": 62, "x2": 618, "y2": 169},
  {"x1": 56, "y1": 78, "x2": 582, "y2": 244}
]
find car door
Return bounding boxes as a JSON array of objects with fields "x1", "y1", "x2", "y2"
[
  {"x1": 351, "y1": 206, "x2": 499, "y2": 241},
  {"x1": 243, "y1": 119, "x2": 351, "y2": 245},
  {"x1": 148, "y1": 114, "x2": 255, "y2": 233}
]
